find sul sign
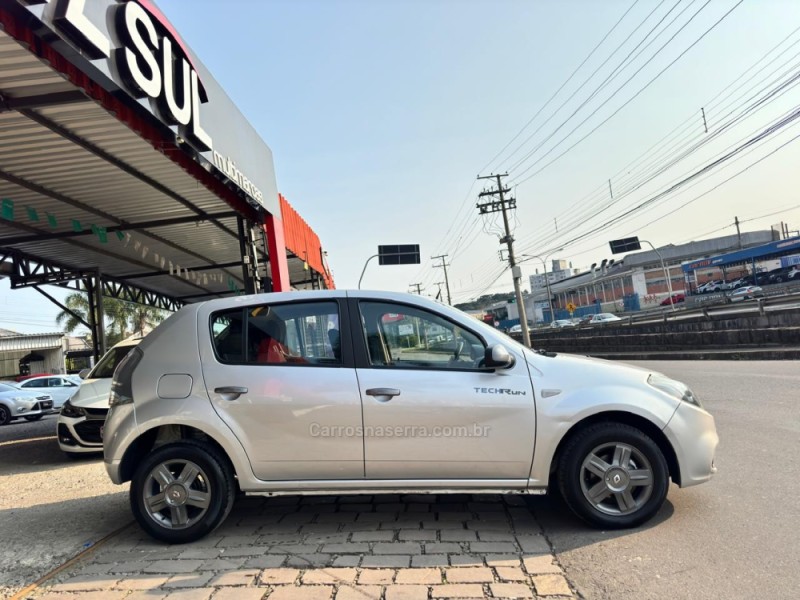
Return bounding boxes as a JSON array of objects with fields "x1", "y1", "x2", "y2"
[{"x1": 52, "y1": 0, "x2": 212, "y2": 150}]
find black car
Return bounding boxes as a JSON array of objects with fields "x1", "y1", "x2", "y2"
[{"x1": 767, "y1": 267, "x2": 793, "y2": 284}]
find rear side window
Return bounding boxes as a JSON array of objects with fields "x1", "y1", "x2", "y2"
[{"x1": 211, "y1": 301, "x2": 341, "y2": 366}]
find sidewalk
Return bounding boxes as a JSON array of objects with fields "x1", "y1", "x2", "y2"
[{"x1": 25, "y1": 494, "x2": 576, "y2": 600}]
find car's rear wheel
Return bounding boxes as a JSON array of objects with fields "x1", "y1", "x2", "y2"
[
  {"x1": 558, "y1": 422, "x2": 669, "y2": 529},
  {"x1": 24, "y1": 415, "x2": 43, "y2": 421},
  {"x1": 0, "y1": 405, "x2": 10, "y2": 426},
  {"x1": 130, "y1": 441, "x2": 235, "y2": 543}
]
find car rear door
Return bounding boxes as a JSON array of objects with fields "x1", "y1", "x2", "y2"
[
  {"x1": 198, "y1": 296, "x2": 365, "y2": 481},
  {"x1": 350, "y1": 298, "x2": 536, "y2": 481}
]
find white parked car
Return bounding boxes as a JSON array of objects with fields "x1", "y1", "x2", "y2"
[
  {"x1": 17, "y1": 375, "x2": 81, "y2": 410},
  {"x1": 550, "y1": 319, "x2": 575, "y2": 328},
  {"x1": 103, "y1": 291, "x2": 718, "y2": 543},
  {"x1": 58, "y1": 336, "x2": 142, "y2": 457},
  {"x1": 0, "y1": 382, "x2": 54, "y2": 425},
  {"x1": 588, "y1": 313, "x2": 623, "y2": 325}
]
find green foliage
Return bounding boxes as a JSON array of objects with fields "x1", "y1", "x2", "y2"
[
  {"x1": 55, "y1": 291, "x2": 169, "y2": 346},
  {"x1": 454, "y1": 291, "x2": 517, "y2": 312}
]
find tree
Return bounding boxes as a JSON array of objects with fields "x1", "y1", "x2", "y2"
[{"x1": 55, "y1": 292, "x2": 168, "y2": 346}]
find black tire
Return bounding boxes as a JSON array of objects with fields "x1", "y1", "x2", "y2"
[
  {"x1": 558, "y1": 422, "x2": 669, "y2": 529},
  {"x1": 24, "y1": 414, "x2": 44, "y2": 422},
  {"x1": 0, "y1": 405, "x2": 11, "y2": 426},
  {"x1": 130, "y1": 440, "x2": 235, "y2": 544}
]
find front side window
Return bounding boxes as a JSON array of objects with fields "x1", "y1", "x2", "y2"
[
  {"x1": 359, "y1": 302, "x2": 485, "y2": 369},
  {"x1": 211, "y1": 301, "x2": 341, "y2": 366}
]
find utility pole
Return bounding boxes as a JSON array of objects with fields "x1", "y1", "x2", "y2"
[
  {"x1": 476, "y1": 173, "x2": 531, "y2": 348},
  {"x1": 431, "y1": 254, "x2": 452, "y2": 304},
  {"x1": 734, "y1": 216, "x2": 742, "y2": 249},
  {"x1": 433, "y1": 281, "x2": 445, "y2": 301},
  {"x1": 409, "y1": 283, "x2": 423, "y2": 295}
]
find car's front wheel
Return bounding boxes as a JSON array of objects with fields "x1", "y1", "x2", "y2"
[
  {"x1": 0, "y1": 405, "x2": 11, "y2": 426},
  {"x1": 558, "y1": 422, "x2": 669, "y2": 529},
  {"x1": 130, "y1": 441, "x2": 235, "y2": 543}
]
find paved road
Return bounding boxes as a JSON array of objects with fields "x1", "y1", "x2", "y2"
[
  {"x1": 0, "y1": 416, "x2": 128, "y2": 598},
  {"x1": 530, "y1": 360, "x2": 800, "y2": 600}
]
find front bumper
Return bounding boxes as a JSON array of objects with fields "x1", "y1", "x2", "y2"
[
  {"x1": 14, "y1": 399, "x2": 53, "y2": 418},
  {"x1": 57, "y1": 408, "x2": 107, "y2": 453},
  {"x1": 664, "y1": 402, "x2": 719, "y2": 487}
]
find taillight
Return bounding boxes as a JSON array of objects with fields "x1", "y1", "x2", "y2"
[{"x1": 109, "y1": 347, "x2": 143, "y2": 407}]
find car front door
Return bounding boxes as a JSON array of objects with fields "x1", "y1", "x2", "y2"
[
  {"x1": 199, "y1": 298, "x2": 364, "y2": 481},
  {"x1": 352, "y1": 299, "x2": 536, "y2": 481}
]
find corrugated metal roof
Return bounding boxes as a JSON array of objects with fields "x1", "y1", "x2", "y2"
[
  {"x1": 0, "y1": 26, "x2": 248, "y2": 302},
  {"x1": 0, "y1": 332, "x2": 63, "y2": 352}
]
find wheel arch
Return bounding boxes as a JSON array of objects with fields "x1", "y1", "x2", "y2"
[
  {"x1": 549, "y1": 410, "x2": 681, "y2": 486},
  {"x1": 118, "y1": 424, "x2": 238, "y2": 487}
]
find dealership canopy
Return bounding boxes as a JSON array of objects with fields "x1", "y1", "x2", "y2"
[{"x1": 0, "y1": 0, "x2": 333, "y2": 359}]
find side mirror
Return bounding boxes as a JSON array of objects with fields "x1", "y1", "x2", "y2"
[
  {"x1": 78, "y1": 368, "x2": 90, "y2": 380},
  {"x1": 483, "y1": 344, "x2": 515, "y2": 369}
]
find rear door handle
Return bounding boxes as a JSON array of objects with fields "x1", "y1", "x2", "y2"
[
  {"x1": 366, "y1": 388, "x2": 401, "y2": 399},
  {"x1": 214, "y1": 386, "x2": 248, "y2": 399}
]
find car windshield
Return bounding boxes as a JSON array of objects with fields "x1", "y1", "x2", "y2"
[
  {"x1": 88, "y1": 345, "x2": 137, "y2": 379},
  {"x1": 0, "y1": 383, "x2": 18, "y2": 393}
]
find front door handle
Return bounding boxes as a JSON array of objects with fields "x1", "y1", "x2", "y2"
[
  {"x1": 366, "y1": 388, "x2": 401, "y2": 400},
  {"x1": 214, "y1": 386, "x2": 248, "y2": 400}
]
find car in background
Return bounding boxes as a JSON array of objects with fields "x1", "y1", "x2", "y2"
[
  {"x1": 550, "y1": 319, "x2": 575, "y2": 328},
  {"x1": 720, "y1": 277, "x2": 747, "y2": 291},
  {"x1": 58, "y1": 336, "x2": 143, "y2": 457},
  {"x1": 16, "y1": 375, "x2": 81, "y2": 410},
  {"x1": 766, "y1": 267, "x2": 792, "y2": 284},
  {"x1": 588, "y1": 313, "x2": 622, "y2": 325},
  {"x1": 0, "y1": 382, "x2": 54, "y2": 425},
  {"x1": 789, "y1": 266, "x2": 800, "y2": 280},
  {"x1": 660, "y1": 293, "x2": 685, "y2": 306},
  {"x1": 696, "y1": 280, "x2": 723, "y2": 293},
  {"x1": 508, "y1": 324, "x2": 522, "y2": 334},
  {"x1": 102, "y1": 290, "x2": 718, "y2": 543},
  {"x1": 729, "y1": 286, "x2": 765, "y2": 302}
]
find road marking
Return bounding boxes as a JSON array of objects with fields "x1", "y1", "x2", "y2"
[
  {"x1": 0, "y1": 435, "x2": 56, "y2": 447},
  {"x1": 9, "y1": 521, "x2": 134, "y2": 600}
]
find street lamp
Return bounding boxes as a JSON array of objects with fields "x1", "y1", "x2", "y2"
[
  {"x1": 521, "y1": 247, "x2": 564, "y2": 325},
  {"x1": 608, "y1": 236, "x2": 675, "y2": 312}
]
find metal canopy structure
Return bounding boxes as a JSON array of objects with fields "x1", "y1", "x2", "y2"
[
  {"x1": 681, "y1": 235, "x2": 800, "y2": 272},
  {"x1": 0, "y1": 1, "x2": 333, "y2": 362}
]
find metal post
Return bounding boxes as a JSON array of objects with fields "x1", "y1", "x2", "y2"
[
  {"x1": 641, "y1": 240, "x2": 675, "y2": 311},
  {"x1": 358, "y1": 255, "x2": 379, "y2": 289}
]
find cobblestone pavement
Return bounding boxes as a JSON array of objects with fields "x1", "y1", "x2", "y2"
[{"x1": 27, "y1": 494, "x2": 575, "y2": 600}]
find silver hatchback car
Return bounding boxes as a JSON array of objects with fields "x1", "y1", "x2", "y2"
[{"x1": 103, "y1": 290, "x2": 718, "y2": 543}]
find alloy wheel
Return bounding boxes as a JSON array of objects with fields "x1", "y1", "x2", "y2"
[
  {"x1": 142, "y1": 459, "x2": 212, "y2": 529},
  {"x1": 580, "y1": 442, "x2": 654, "y2": 516}
]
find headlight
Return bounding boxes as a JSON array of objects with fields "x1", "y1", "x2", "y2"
[
  {"x1": 647, "y1": 373, "x2": 702, "y2": 408},
  {"x1": 60, "y1": 400, "x2": 86, "y2": 418}
]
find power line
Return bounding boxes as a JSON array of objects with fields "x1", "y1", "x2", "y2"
[
  {"x1": 510, "y1": 0, "x2": 744, "y2": 187},
  {"x1": 480, "y1": 0, "x2": 643, "y2": 174}
]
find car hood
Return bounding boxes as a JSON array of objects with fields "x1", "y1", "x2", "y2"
[
  {"x1": 69, "y1": 379, "x2": 112, "y2": 409},
  {"x1": 524, "y1": 348, "x2": 654, "y2": 389},
  {"x1": 0, "y1": 389, "x2": 52, "y2": 401}
]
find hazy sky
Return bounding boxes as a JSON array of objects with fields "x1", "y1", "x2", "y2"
[{"x1": 3, "y1": 0, "x2": 800, "y2": 332}]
